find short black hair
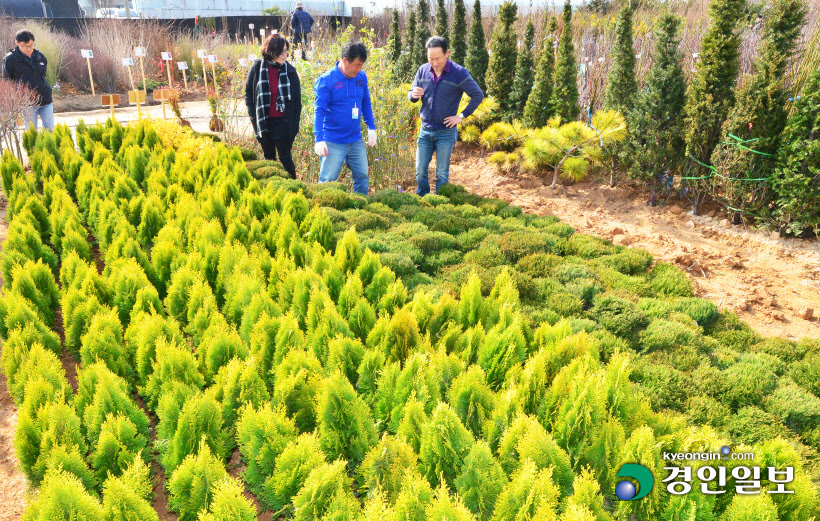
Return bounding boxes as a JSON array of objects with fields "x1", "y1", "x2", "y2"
[
  {"x1": 426, "y1": 36, "x2": 448, "y2": 53},
  {"x1": 261, "y1": 34, "x2": 289, "y2": 62},
  {"x1": 342, "y1": 42, "x2": 368, "y2": 63},
  {"x1": 15, "y1": 30, "x2": 35, "y2": 43}
]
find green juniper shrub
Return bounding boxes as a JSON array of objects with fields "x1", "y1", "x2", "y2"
[
  {"x1": 726, "y1": 406, "x2": 791, "y2": 445},
  {"x1": 412, "y1": 208, "x2": 475, "y2": 236},
  {"x1": 420, "y1": 249, "x2": 464, "y2": 275},
  {"x1": 789, "y1": 352, "x2": 820, "y2": 396},
  {"x1": 687, "y1": 395, "x2": 732, "y2": 429},
  {"x1": 692, "y1": 363, "x2": 730, "y2": 398},
  {"x1": 751, "y1": 337, "x2": 804, "y2": 363},
  {"x1": 548, "y1": 292, "x2": 586, "y2": 317},
  {"x1": 646, "y1": 344, "x2": 705, "y2": 373},
  {"x1": 564, "y1": 278, "x2": 604, "y2": 306},
  {"x1": 589, "y1": 249, "x2": 653, "y2": 275},
  {"x1": 198, "y1": 478, "x2": 257, "y2": 521},
  {"x1": 649, "y1": 261, "x2": 694, "y2": 297},
  {"x1": 589, "y1": 329, "x2": 629, "y2": 363},
  {"x1": 291, "y1": 460, "x2": 358, "y2": 521},
  {"x1": 422, "y1": 194, "x2": 450, "y2": 206},
  {"x1": 564, "y1": 234, "x2": 617, "y2": 259},
  {"x1": 20, "y1": 468, "x2": 104, "y2": 521},
  {"x1": 590, "y1": 266, "x2": 652, "y2": 298},
  {"x1": 369, "y1": 189, "x2": 421, "y2": 211},
  {"x1": 464, "y1": 245, "x2": 508, "y2": 269},
  {"x1": 722, "y1": 362, "x2": 778, "y2": 409},
  {"x1": 379, "y1": 252, "x2": 417, "y2": 278},
  {"x1": 357, "y1": 434, "x2": 419, "y2": 502},
  {"x1": 167, "y1": 439, "x2": 229, "y2": 521},
  {"x1": 738, "y1": 352, "x2": 786, "y2": 377},
  {"x1": 419, "y1": 402, "x2": 474, "y2": 489},
  {"x1": 313, "y1": 188, "x2": 367, "y2": 211},
  {"x1": 710, "y1": 346, "x2": 741, "y2": 370},
  {"x1": 496, "y1": 231, "x2": 559, "y2": 262},
  {"x1": 589, "y1": 294, "x2": 649, "y2": 345},
  {"x1": 640, "y1": 318, "x2": 700, "y2": 353},
  {"x1": 455, "y1": 440, "x2": 508, "y2": 520},
  {"x1": 667, "y1": 298, "x2": 719, "y2": 328},
  {"x1": 344, "y1": 209, "x2": 392, "y2": 232},
  {"x1": 517, "y1": 253, "x2": 562, "y2": 278},
  {"x1": 764, "y1": 384, "x2": 820, "y2": 433},
  {"x1": 261, "y1": 433, "x2": 326, "y2": 511},
  {"x1": 630, "y1": 361, "x2": 692, "y2": 412}
]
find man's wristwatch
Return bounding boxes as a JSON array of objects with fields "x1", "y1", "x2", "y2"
[{"x1": 458, "y1": 113, "x2": 465, "y2": 122}]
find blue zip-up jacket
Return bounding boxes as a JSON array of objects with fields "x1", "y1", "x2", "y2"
[
  {"x1": 291, "y1": 9, "x2": 314, "y2": 33},
  {"x1": 408, "y1": 60, "x2": 484, "y2": 130},
  {"x1": 314, "y1": 62, "x2": 376, "y2": 144}
]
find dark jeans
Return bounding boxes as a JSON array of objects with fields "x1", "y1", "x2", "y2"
[
  {"x1": 258, "y1": 136, "x2": 296, "y2": 179},
  {"x1": 292, "y1": 33, "x2": 310, "y2": 60}
]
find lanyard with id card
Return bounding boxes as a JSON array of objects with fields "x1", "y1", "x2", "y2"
[{"x1": 352, "y1": 104, "x2": 359, "y2": 119}]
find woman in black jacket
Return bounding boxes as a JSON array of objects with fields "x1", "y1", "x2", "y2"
[{"x1": 245, "y1": 34, "x2": 302, "y2": 179}]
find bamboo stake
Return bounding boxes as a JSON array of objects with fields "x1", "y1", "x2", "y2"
[{"x1": 86, "y1": 56, "x2": 95, "y2": 95}]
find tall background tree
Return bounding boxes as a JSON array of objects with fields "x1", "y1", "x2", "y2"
[
  {"x1": 523, "y1": 15, "x2": 556, "y2": 128},
  {"x1": 510, "y1": 19, "x2": 536, "y2": 121},
  {"x1": 553, "y1": 0, "x2": 579, "y2": 123},
  {"x1": 621, "y1": 13, "x2": 687, "y2": 205},
  {"x1": 399, "y1": 7, "x2": 418, "y2": 81},
  {"x1": 466, "y1": 0, "x2": 489, "y2": 92},
  {"x1": 415, "y1": 0, "x2": 433, "y2": 70},
  {"x1": 387, "y1": 10, "x2": 402, "y2": 64},
  {"x1": 450, "y1": 0, "x2": 468, "y2": 65},
  {"x1": 435, "y1": 0, "x2": 449, "y2": 39},
  {"x1": 710, "y1": 0, "x2": 807, "y2": 223},
  {"x1": 485, "y1": 1, "x2": 518, "y2": 117},
  {"x1": 682, "y1": 0, "x2": 745, "y2": 214},
  {"x1": 603, "y1": 3, "x2": 637, "y2": 116}
]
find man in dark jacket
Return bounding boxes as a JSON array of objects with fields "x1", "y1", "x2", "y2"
[
  {"x1": 290, "y1": 1, "x2": 314, "y2": 60},
  {"x1": 409, "y1": 36, "x2": 484, "y2": 196},
  {"x1": 2, "y1": 30, "x2": 55, "y2": 131}
]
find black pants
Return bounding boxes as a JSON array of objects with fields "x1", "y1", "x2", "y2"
[
  {"x1": 258, "y1": 136, "x2": 297, "y2": 179},
  {"x1": 292, "y1": 33, "x2": 310, "y2": 60}
]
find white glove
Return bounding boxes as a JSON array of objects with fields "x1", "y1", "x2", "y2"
[
  {"x1": 314, "y1": 141, "x2": 328, "y2": 156},
  {"x1": 367, "y1": 129, "x2": 377, "y2": 147}
]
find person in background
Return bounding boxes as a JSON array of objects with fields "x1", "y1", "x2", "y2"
[
  {"x1": 291, "y1": 1, "x2": 314, "y2": 60},
  {"x1": 2, "y1": 29, "x2": 55, "y2": 132},
  {"x1": 245, "y1": 33, "x2": 302, "y2": 179},
  {"x1": 313, "y1": 42, "x2": 377, "y2": 195},
  {"x1": 409, "y1": 36, "x2": 484, "y2": 196}
]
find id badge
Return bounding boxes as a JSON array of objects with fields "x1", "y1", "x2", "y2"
[{"x1": 352, "y1": 106, "x2": 359, "y2": 119}]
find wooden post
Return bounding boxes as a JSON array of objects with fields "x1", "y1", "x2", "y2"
[
  {"x1": 208, "y1": 55, "x2": 218, "y2": 95},
  {"x1": 155, "y1": 89, "x2": 169, "y2": 120},
  {"x1": 102, "y1": 94, "x2": 119, "y2": 121},
  {"x1": 82, "y1": 50, "x2": 96, "y2": 95},
  {"x1": 135, "y1": 47, "x2": 147, "y2": 98},
  {"x1": 162, "y1": 52, "x2": 174, "y2": 86},
  {"x1": 198, "y1": 50, "x2": 208, "y2": 93}
]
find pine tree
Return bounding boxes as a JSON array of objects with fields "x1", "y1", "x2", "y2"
[
  {"x1": 388, "y1": 10, "x2": 402, "y2": 63},
  {"x1": 510, "y1": 18, "x2": 536, "y2": 121},
  {"x1": 710, "y1": 0, "x2": 807, "y2": 223},
  {"x1": 682, "y1": 0, "x2": 745, "y2": 214},
  {"x1": 621, "y1": 13, "x2": 687, "y2": 205},
  {"x1": 603, "y1": 3, "x2": 637, "y2": 116},
  {"x1": 485, "y1": 1, "x2": 519, "y2": 117},
  {"x1": 553, "y1": 0, "x2": 579, "y2": 122},
  {"x1": 435, "y1": 0, "x2": 449, "y2": 39},
  {"x1": 465, "y1": 0, "x2": 489, "y2": 92},
  {"x1": 770, "y1": 68, "x2": 820, "y2": 235},
  {"x1": 523, "y1": 16, "x2": 557, "y2": 128},
  {"x1": 450, "y1": 0, "x2": 467, "y2": 65},
  {"x1": 416, "y1": 0, "x2": 433, "y2": 70}
]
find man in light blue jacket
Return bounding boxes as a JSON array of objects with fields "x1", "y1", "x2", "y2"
[{"x1": 313, "y1": 42, "x2": 377, "y2": 195}]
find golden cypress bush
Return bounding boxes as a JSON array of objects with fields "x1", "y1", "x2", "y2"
[
  {"x1": 101, "y1": 459, "x2": 159, "y2": 521},
  {"x1": 348, "y1": 299, "x2": 377, "y2": 344},
  {"x1": 207, "y1": 356, "x2": 270, "y2": 435},
  {"x1": 89, "y1": 412, "x2": 149, "y2": 484},
  {"x1": 448, "y1": 366, "x2": 495, "y2": 438},
  {"x1": 80, "y1": 308, "x2": 133, "y2": 382},
  {"x1": 164, "y1": 393, "x2": 226, "y2": 475},
  {"x1": 61, "y1": 288, "x2": 104, "y2": 355},
  {"x1": 273, "y1": 349, "x2": 323, "y2": 433},
  {"x1": 7, "y1": 342, "x2": 68, "y2": 407},
  {"x1": 317, "y1": 372, "x2": 377, "y2": 464},
  {"x1": 357, "y1": 434, "x2": 418, "y2": 502},
  {"x1": 394, "y1": 469, "x2": 434, "y2": 521},
  {"x1": 235, "y1": 402, "x2": 298, "y2": 495},
  {"x1": 490, "y1": 460, "x2": 560, "y2": 521},
  {"x1": 563, "y1": 467, "x2": 615, "y2": 521},
  {"x1": 292, "y1": 460, "x2": 358, "y2": 521},
  {"x1": 326, "y1": 336, "x2": 366, "y2": 385},
  {"x1": 1, "y1": 219, "x2": 58, "y2": 285},
  {"x1": 39, "y1": 443, "x2": 97, "y2": 491},
  {"x1": 455, "y1": 441, "x2": 508, "y2": 520},
  {"x1": 261, "y1": 433, "x2": 326, "y2": 511},
  {"x1": 476, "y1": 313, "x2": 528, "y2": 390},
  {"x1": 154, "y1": 381, "x2": 199, "y2": 448},
  {"x1": 141, "y1": 338, "x2": 204, "y2": 410},
  {"x1": 2, "y1": 324, "x2": 61, "y2": 401},
  {"x1": 74, "y1": 361, "x2": 129, "y2": 424},
  {"x1": 21, "y1": 469, "x2": 103, "y2": 521},
  {"x1": 83, "y1": 370, "x2": 150, "y2": 448},
  {"x1": 198, "y1": 478, "x2": 257, "y2": 521},
  {"x1": 127, "y1": 311, "x2": 185, "y2": 387},
  {"x1": 167, "y1": 439, "x2": 228, "y2": 521},
  {"x1": 15, "y1": 399, "x2": 86, "y2": 486},
  {"x1": 196, "y1": 322, "x2": 248, "y2": 384},
  {"x1": 420, "y1": 402, "x2": 475, "y2": 488}
]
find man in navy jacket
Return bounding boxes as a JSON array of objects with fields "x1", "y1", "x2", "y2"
[
  {"x1": 2, "y1": 30, "x2": 55, "y2": 131},
  {"x1": 291, "y1": 1, "x2": 314, "y2": 60},
  {"x1": 409, "y1": 36, "x2": 484, "y2": 196}
]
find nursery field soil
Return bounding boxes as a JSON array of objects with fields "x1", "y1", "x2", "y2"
[{"x1": 448, "y1": 145, "x2": 820, "y2": 341}]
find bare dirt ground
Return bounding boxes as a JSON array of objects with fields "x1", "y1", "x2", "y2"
[{"x1": 448, "y1": 146, "x2": 820, "y2": 340}]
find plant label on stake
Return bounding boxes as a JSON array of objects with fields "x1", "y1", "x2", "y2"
[
  {"x1": 198, "y1": 49, "x2": 209, "y2": 92},
  {"x1": 135, "y1": 47, "x2": 148, "y2": 96},
  {"x1": 208, "y1": 55, "x2": 218, "y2": 95},
  {"x1": 177, "y1": 61, "x2": 189, "y2": 92},
  {"x1": 122, "y1": 58, "x2": 141, "y2": 115},
  {"x1": 81, "y1": 49, "x2": 95, "y2": 95},
  {"x1": 161, "y1": 52, "x2": 174, "y2": 86}
]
